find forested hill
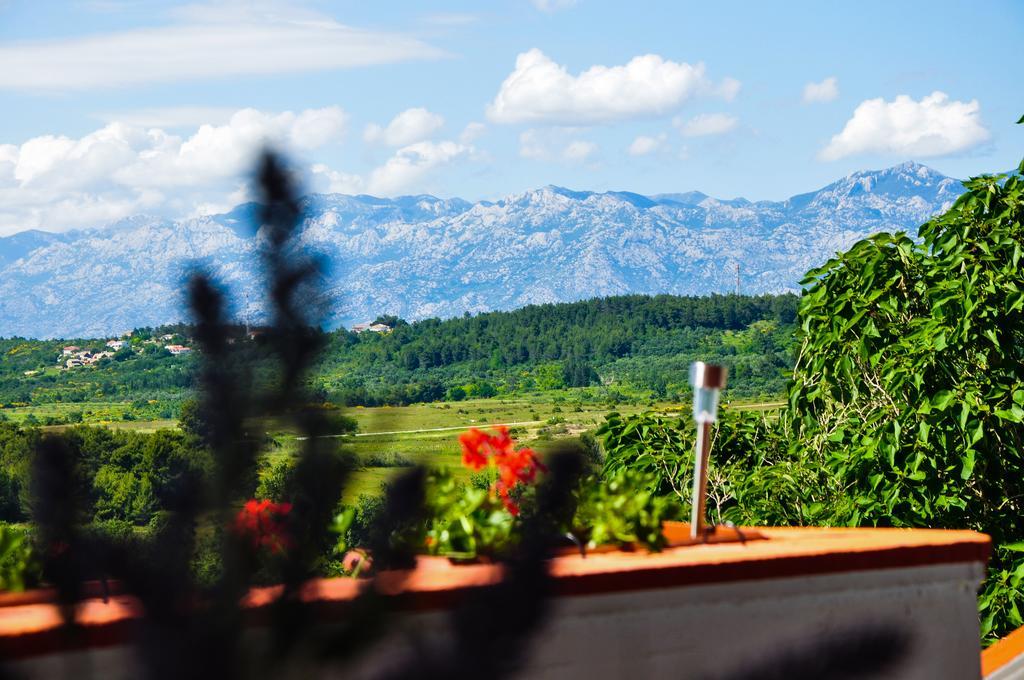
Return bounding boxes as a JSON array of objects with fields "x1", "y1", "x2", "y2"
[
  {"x1": 0, "y1": 293, "x2": 798, "y2": 422},
  {"x1": 317, "y1": 293, "x2": 799, "y2": 404}
]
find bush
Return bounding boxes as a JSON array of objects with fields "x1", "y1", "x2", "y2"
[
  {"x1": 361, "y1": 451, "x2": 414, "y2": 468},
  {"x1": 256, "y1": 458, "x2": 295, "y2": 502},
  {"x1": 0, "y1": 524, "x2": 40, "y2": 592},
  {"x1": 570, "y1": 469, "x2": 673, "y2": 551}
]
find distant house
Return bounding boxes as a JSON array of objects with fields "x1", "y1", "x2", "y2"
[
  {"x1": 160, "y1": 334, "x2": 175, "y2": 342},
  {"x1": 165, "y1": 345, "x2": 192, "y2": 356},
  {"x1": 65, "y1": 359, "x2": 84, "y2": 368},
  {"x1": 106, "y1": 340, "x2": 127, "y2": 350},
  {"x1": 352, "y1": 322, "x2": 392, "y2": 334},
  {"x1": 62, "y1": 346, "x2": 80, "y2": 355}
]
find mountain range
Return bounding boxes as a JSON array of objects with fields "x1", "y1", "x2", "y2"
[{"x1": 0, "y1": 161, "x2": 964, "y2": 339}]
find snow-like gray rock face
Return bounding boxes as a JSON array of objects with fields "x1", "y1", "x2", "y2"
[{"x1": 0, "y1": 162, "x2": 963, "y2": 339}]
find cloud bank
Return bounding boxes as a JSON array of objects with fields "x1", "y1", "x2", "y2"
[
  {"x1": 820, "y1": 92, "x2": 989, "y2": 160},
  {"x1": 0, "y1": 5, "x2": 444, "y2": 91},
  {"x1": 0, "y1": 106, "x2": 473, "y2": 234},
  {"x1": 364, "y1": 108, "x2": 445, "y2": 147},
  {"x1": 487, "y1": 49, "x2": 738, "y2": 125}
]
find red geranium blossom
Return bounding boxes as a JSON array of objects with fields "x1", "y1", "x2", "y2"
[
  {"x1": 233, "y1": 499, "x2": 293, "y2": 554},
  {"x1": 457, "y1": 426, "x2": 547, "y2": 515},
  {"x1": 459, "y1": 428, "x2": 491, "y2": 470}
]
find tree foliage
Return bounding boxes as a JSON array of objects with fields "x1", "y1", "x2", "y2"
[
  {"x1": 789, "y1": 159, "x2": 1024, "y2": 641},
  {"x1": 600, "y1": 149, "x2": 1024, "y2": 642}
]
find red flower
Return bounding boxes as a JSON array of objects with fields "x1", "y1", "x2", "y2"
[
  {"x1": 457, "y1": 426, "x2": 548, "y2": 516},
  {"x1": 493, "y1": 479, "x2": 521, "y2": 515},
  {"x1": 233, "y1": 499, "x2": 293, "y2": 554},
  {"x1": 487, "y1": 425, "x2": 514, "y2": 456},
  {"x1": 495, "y1": 446, "x2": 546, "y2": 486},
  {"x1": 459, "y1": 428, "x2": 491, "y2": 470}
]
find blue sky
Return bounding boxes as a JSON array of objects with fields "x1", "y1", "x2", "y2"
[{"x1": 0, "y1": 0, "x2": 1021, "y2": 234}]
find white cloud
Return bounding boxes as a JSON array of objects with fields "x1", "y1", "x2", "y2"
[
  {"x1": 459, "y1": 122, "x2": 487, "y2": 144},
  {"x1": 288, "y1": 108, "x2": 350, "y2": 150},
  {"x1": 675, "y1": 113, "x2": 738, "y2": 137},
  {"x1": 364, "y1": 108, "x2": 445, "y2": 147},
  {"x1": 803, "y1": 77, "x2": 839, "y2": 103},
  {"x1": 487, "y1": 49, "x2": 737, "y2": 125},
  {"x1": 0, "y1": 104, "x2": 478, "y2": 232},
  {"x1": 627, "y1": 133, "x2": 667, "y2": 156},
  {"x1": 365, "y1": 141, "x2": 472, "y2": 195},
  {"x1": 309, "y1": 164, "x2": 365, "y2": 195},
  {"x1": 531, "y1": 0, "x2": 578, "y2": 11},
  {"x1": 0, "y1": 4, "x2": 444, "y2": 91},
  {"x1": 0, "y1": 106, "x2": 349, "y2": 234},
  {"x1": 519, "y1": 128, "x2": 597, "y2": 163},
  {"x1": 820, "y1": 91, "x2": 990, "y2": 161},
  {"x1": 562, "y1": 140, "x2": 598, "y2": 162},
  {"x1": 717, "y1": 77, "x2": 742, "y2": 102}
]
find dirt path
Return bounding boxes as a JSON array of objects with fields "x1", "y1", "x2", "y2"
[{"x1": 296, "y1": 420, "x2": 543, "y2": 441}]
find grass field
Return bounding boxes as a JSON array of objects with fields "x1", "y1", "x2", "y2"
[
  {"x1": 266, "y1": 395, "x2": 780, "y2": 501},
  {"x1": 2, "y1": 401, "x2": 134, "y2": 423},
  {"x1": 6, "y1": 392, "x2": 784, "y2": 502}
]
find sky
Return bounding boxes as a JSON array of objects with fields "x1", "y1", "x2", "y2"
[{"x1": 0, "y1": 0, "x2": 1021, "y2": 235}]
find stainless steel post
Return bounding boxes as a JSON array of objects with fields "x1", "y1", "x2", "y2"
[
  {"x1": 689, "y1": 362, "x2": 727, "y2": 541},
  {"x1": 690, "y1": 420, "x2": 713, "y2": 539}
]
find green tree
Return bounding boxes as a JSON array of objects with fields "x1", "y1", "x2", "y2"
[
  {"x1": 789, "y1": 139, "x2": 1024, "y2": 641},
  {"x1": 178, "y1": 398, "x2": 209, "y2": 443},
  {"x1": 563, "y1": 356, "x2": 598, "y2": 388}
]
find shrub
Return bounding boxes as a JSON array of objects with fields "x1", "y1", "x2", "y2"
[
  {"x1": 0, "y1": 524, "x2": 40, "y2": 592},
  {"x1": 361, "y1": 451, "x2": 414, "y2": 468},
  {"x1": 570, "y1": 469, "x2": 673, "y2": 552}
]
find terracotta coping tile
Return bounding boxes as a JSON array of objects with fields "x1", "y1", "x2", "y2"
[
  {"x1": 982, "y1": 623, "x2": 1024, "y2": 677},
  {"x1": 0, "y1": 525, "x2": 991, "y2": 661}
]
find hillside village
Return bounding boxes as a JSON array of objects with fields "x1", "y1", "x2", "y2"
[
  {"x1": 51, "y1": 320, "x2": 394, "y2": 372},
  {"x1": 59, "y1": 332, "x2": 192, "y2": 370}
]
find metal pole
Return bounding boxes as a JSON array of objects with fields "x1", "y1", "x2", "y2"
[
  {"x1": 690, "y1": 420, "x2": 713, "y2": 540},
  {"x1": 689, "y1": 362, "x2": 727, "y2": 542}
]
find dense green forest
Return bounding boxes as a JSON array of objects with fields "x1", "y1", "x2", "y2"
[
  {"x1": 0, "y1": 293, "x2": 798, "y2": 422},
  {"x1": 316, "y1": 293, "x2": 797, "y2": 405}
]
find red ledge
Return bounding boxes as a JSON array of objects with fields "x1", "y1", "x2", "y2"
[
  {"x1": 982, "y1": 623, "x2": 1024, "y2": 677},
  {"x1": 0, "y1": 525, "x2": 991, "y2": 661}
]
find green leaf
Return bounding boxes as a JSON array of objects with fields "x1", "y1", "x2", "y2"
[
  {"x1": 961, "y1": 449, "x2": 976, "y2": 480},
  {"x1": 995, "y1": 407, "x2": 1024, "y2": 423},
  {"x1": 1001, "y1": 542, "x2": 1024, "y2": 553},
  {"x1": 931, "y1": 390, "x2": 955, "y2": 411}
]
